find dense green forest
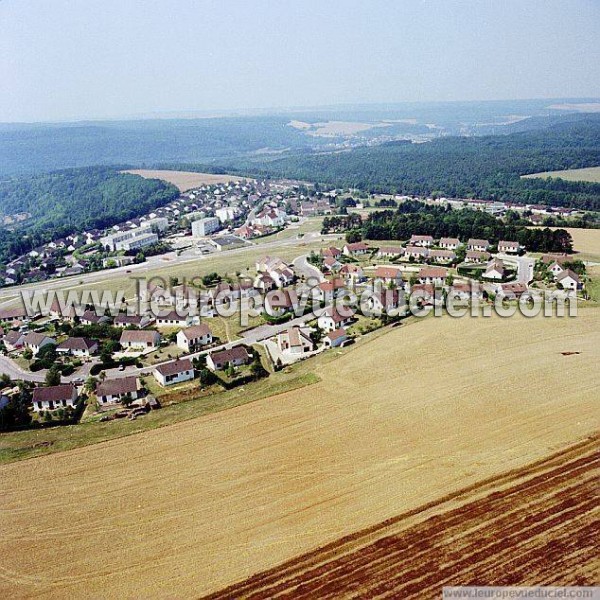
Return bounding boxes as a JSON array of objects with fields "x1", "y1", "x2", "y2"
[
  {"x1": 324, "y1": 201, "x2": 574, "y2": 253},
  {"x1": 0, "y1": 100, "x2": 575, "y2": 176},
  {"x1": 226, "y1": 115, "x2": 600, "y2": 211},
  {"x1": 0, "y1": 117, "x2": 320, "y2": 176},
  {"x1": 0, "y1": 167, "x2": 178, "y2": 264}
]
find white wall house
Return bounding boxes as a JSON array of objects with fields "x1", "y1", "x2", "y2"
[
  {"x1": 32, "y1": 384, "x2": 77, "y2": 412},
  {"x1": 176, "y1": 324, "x2": 213, "y2": 352},
  {"x1": 95, "y1": 377, "x2": 141, "y2": 405},
  {"x1": 153, "y1": 358, "x2": 195, "y2": 387}
]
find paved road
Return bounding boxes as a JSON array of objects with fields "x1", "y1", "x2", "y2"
[
  {"x1": 496, "y1": 253, "x2": 535, "y2": 283},
  {"x1": 0, "y1": 355, "x2": 46, "y2": 383},
  {"x1": 0, "y1": 232, "x2": 335, "y2": 309},
  {"x1": 292, "y1": 254, "x2": 326, "y2": 283}
]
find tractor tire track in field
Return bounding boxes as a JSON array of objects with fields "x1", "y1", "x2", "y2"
[{"x1": 205, "y1": 435, "x2": 600, "y2": 599}]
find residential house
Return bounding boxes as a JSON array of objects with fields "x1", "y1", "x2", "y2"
[
  {"x1": 404, "y1": 246, "x2": 429, "y2": 261},
  {"x1": 317, "y1": 278, "x2": 347, "y2": 303},
  {"x1": 80, "y1": 310, "x2": 110, "y2": 326},
  {"x1": 113, "y1": 314, "x2": 154, "y2": 328},
  {"x1": 483, "y1": 259, "x2": 505, "y2": 280},
  {"x1": 500, "y1": 282, "x2": 528, "y2": 298},
  {"x1": 466, "y1": 250, "x2": 491, "y2": 263},
  {"x1": 253, "y1": 273, "x2": 276, "y2": 292},
  {"x1": 206, "y1": 346, "x2": 252, "y2": 371},
  {"x1": 269, "y1": 264, "x2": 295, "y2": 288},
  {"x1": 153, "y1": 358, "x2": 195, "y2": 387},
  {"x1": 410, "y1": 283, "x2": 435, "y2": 304},
  {"x1": 439, "y1": 237, "x2": 460, "y2": 250},
  {"x1": 498, "y1": 240, "x2": 520, "y2": 254},
  {"x1": 342, "y1": 242, "x2": 369, "y2": 256},
  {"x1": 156, "y1": 310, "x2": 192, "y2": 328},
  {"x1": 176, "y1": 324, "x2": 213, "y2": 352},
  {"x1": 32, "y1": 384, "x2": 77, "y2": 412},
  {"x1": 3, "y1": 331, "x2": 25, "y2": 352},
  {"x1": 56, "y1": 337, "x2": 98, "y2": 357},
  {"x1": 541, "y1": 253, "x2": 569, "y2": 265},
  {"x1": 374, "y1": 245, "x2": 402, "y2": 259},
  {"x1": 339, "y1": 263, "x2": 365, "y2": 284},
  {"x1": 368, "y1": 288, "x2": 402, "y2": 314},
  {"x1": 429, "y1": 249, "x2": 456, "y2": 264},
  {"x1": 417, "y1": 266, "x2": 448, "y2": 286},
  {"x1": 95, "y1": 377, "x2": 140, "y2": 405},
  {"x1": 0, "y1": 306, "x2": 29, "y2": 323},
  {"x1": 409, "y1": 234, "x2": 434, "y2": 247},
  {"x1": 556, "y1": 269, "x2": 582, "y2": 291},
  {"x1": 447, "y1": 282, "x2": 483, "y2": 301},
  {"x1": 317, "y1": 306, "x2": 355, "y2": 332},
  {"x1": 322, "y1": 256, "x2": 342, "y2": 272},
  {"x1": 277, "y1": 326, "x2": 313, "y2": 356},
  {"x1": 23, "y1": 333, "x2": 56, "y2": 355},
  {"x1": 373, "y1": 266, "x2": 403, "y2": 286},
  {"x1": 467, "y1": 238, "x2": 490, "y2": 252},
  {"x1": 548, "y1": 261, "x2": 565, "y2": 278},
  {"x1": 256, "y1": 255, "x2": 286, "y2": 273},
  {"x1": 322, "y1": 246, "x2": 342, "y2": 260},
  {"x1": 264, "y1": 289, "x2": 297, "y2": 316},
  {"x1": 324, "y1": 328, "x2": 348, "y2": 348},
  {"x1": 119, "y1": 330, "x2": 161, "y2": 351}
]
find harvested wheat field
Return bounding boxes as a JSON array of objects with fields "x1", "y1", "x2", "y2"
[
  {"x1": 123, "y1": 169, "x2": 249, "y2": 191},
  {"x1": 207, "y1": 436, "x2": 600, "y2": 599},
  {"x1": 1, "y1": 310, "x2": 599, "y2": 598}
]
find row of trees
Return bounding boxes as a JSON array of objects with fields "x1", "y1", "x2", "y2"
[{"x1": 337, "y1": 203, "x2": 574, "y2": 253}]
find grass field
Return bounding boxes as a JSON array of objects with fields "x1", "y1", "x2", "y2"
[
  {"x1": 123, "y1": 169, "x2": 249, "y2": 191},
  {"x1": 1, "y1": 309, "x2": 598, "y2": 597},
  {"x1": 522, "y1": 166, "x2": 600, "y2": 183}
]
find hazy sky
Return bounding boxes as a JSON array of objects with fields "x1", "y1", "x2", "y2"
[{"x1": 1, "y1": 0, "x2": 599, "y2": 122}]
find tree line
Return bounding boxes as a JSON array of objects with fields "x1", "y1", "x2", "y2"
[{"x1": 324, "y1": 202, "x2": 574, "y2": 253}]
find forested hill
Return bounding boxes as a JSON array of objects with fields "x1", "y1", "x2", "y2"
[
  {"x1": 0, "y1": 117, "x2": 319, "y2": 176},
  {"x1": 225, "y1": 115, "x2": 600, "y2": 211},
  {"x1": 0, "y1": 167, "x2": 178, "y2": 263}
]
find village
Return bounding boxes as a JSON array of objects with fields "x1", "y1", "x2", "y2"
[{"x1": 0, "y1": 214, "x2": 587, "y2": 430}]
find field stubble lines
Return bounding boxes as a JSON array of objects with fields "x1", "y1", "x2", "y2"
[{"x1": 204, "y1": 436, "x2": 600, "y2": 600}]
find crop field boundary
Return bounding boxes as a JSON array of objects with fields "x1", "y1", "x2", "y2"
[{"x1": 205, "y1": 433, "x2": 600, "y2": 599}]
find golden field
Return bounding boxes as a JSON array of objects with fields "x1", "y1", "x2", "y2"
[
  {"x1": 522, "y1": 166, "x2": 600, "y2": 183},
  {"x1": 1, "y1": 309, "x2": 599, "y2": 598},
  {"x1": 123, "y1": 169, "x2": 249, "y2": 191}
]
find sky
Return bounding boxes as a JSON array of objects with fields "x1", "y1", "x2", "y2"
[{"x1": 0, "y1": 0, "x2": 599, "y2": 122}]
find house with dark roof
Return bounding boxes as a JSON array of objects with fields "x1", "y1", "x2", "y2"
[
  {"x1": 120, "y1": 330, "x2": 161, "y2": 350},
  {"x1": 32, "y1": 384, "x2": 77, "y2": 412},
  {"x1": 3, "y1": 330, "x2": 25, "y2": 352},
  {"x1": 324, "y1": 327, "x2": 348, "y2": 348},
  {"x1": 153, "y1": 358, "x2": 195, "y2": 387},
  {"x1": 556, "y1": 269, "x2": 582, "y2": 291},
  {"x1": 95, "y1": 376, "x2": 140, "y2": 404},
  {"x1": 56, "y1": 337, "x2": 99, "y2": 357},
  {"x1": 176, "y1": 324, "x2": 213, "y2": 352},
  {"x1": 317, "y1": 306, "x2": 355, "y2": 332},
  {"x1": 23, "y1": 333, "x2": 56, "y2": 355},
  {"x1": 206, "y1": 346, "x2": 251, "y2": 371}
]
